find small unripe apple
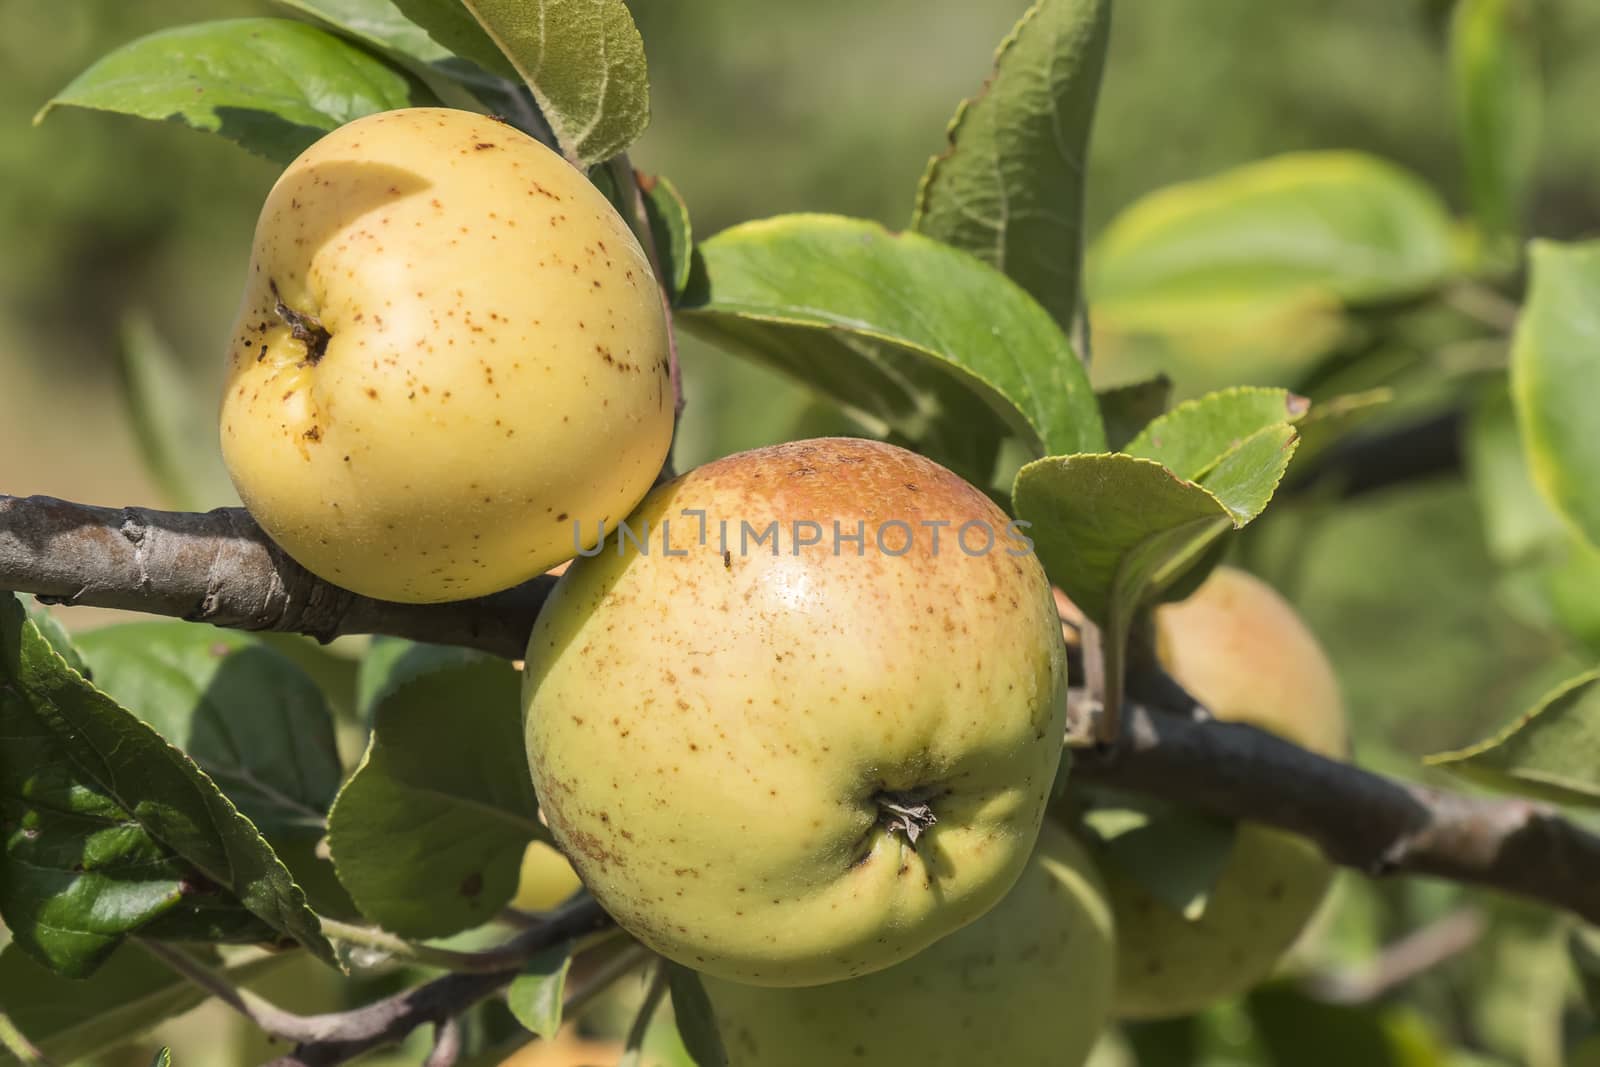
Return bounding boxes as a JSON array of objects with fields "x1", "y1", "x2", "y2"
[
  {"x1": 511, "y1": 840, "x2": 584, "y2": 912},
  {"x1": 701, "y1": 820, "x2": 1115, "y2": 1067},
  {"x1": 1062, "y1": 566, "x2": 1347, "y2": 1019},
  {"x1": 524, "y1": 438, "x2": 1068, "y2": 986},
  {"x1": 220, "y1": 107, "x2": 672, "y2": 603}
]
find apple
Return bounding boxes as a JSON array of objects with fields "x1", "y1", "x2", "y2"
[
  {"x1": 220, "y1": 107, "x2": 672, "y2": 603},
  {"x1": 700, "y1": 819, "x2": 1115, "y2": 1067},
  {"x1": 1061, "y1": 566, "x2": 1347, "y2": 1019},
  {"x1": 512, "y1": 840, "x2": 584, "y2": 912},
  {"x1": 523, "y1": 437, "x2": 1068, "y2": 986},
  {"x1": 499, "y1": 1024, "x2": 623, "y2": 1066}
]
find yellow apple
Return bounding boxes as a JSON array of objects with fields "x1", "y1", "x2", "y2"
[
  {"x1": 524, "y1": 438, "x2": 1068, "y2": 986},
  {"x1": 701, "y1": 820, "x2": 1115, "y2": 1067},
  {"x1": 512, "y1": 840, "x2": 584, "y2": 912},
  {"x1": 1063, "y1": 566, "x2": 1347, "y2": 1019},
  {"x1": 220, "y1": 107, "x2": 672, "y2": 603}
]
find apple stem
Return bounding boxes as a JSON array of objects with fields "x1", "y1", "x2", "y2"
[
  {"x1": 270, "y1": 280, "x2": 331, "y2": 364},
  {"x1": 874, "y1": 789, "x2": 940, "y2": 849}
]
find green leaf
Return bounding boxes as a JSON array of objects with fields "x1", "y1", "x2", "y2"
[
  {"x1": 911, "y1": 0, "x2": 1111, "y2": 333},
  {"x1": 74, "y1": 624, "x2": 341, "y2": 837},
  {"x1": 19, "y1": 600, "x2": 86, "y2": 679},
  {"x1": 505, "y1": 941, "x2": 576, "y2": 1038},
  {"x1": 1097, "y1": 376, "x2": 1171, "y2": 452},
  {"x1": 0, "y1": 595, "x2": 334, "y2": 977},
  {"x1": 356, "y1": 636, "x2": 482, "y2": 722},
  {"x1": 1013, "y1": 428, "x2": 1295, "y2": 726},
  {"x1": 1125, "y1": 386, "x2": 1308, "y2": 482},
  {"x1": 1469, "y1": 382, "x2": 1567, "y2": 565},
  {"x1": 450, "y1": 0, "x2": 650, "y2": 167},
  {"x1": 643, "y1": 173, "x2": 694, "y2": 304},
  {"x1": 1451, "y1": 0, "x2": 1540, "y2": 255},
  {"x1": 278, "y1": 0, "x2": 453, "y2": 64},
  {"x1": 681, "y1": 214, "x2": 1105, "y2": 465},
  {"x1": 38, "y1": 19, "x2": 427, "y2": 164},
  {"x1": 1248, "y1": 984, "x2": 1441, "y2": 1067},
  {"x1": 1571, "y1": 926, "x2": 1600, "y2": 1014},
  {"x1": 1290, "y1": 388, "x2": 1393, "y2": 472},
  {"x1": 1089, "y1": 152, "x2": 1458, "y2": 329},
  {"x1": 116, "y1": 315, "x2": 236, "y2": 512},
  {"x1": 389, "y1": 0, "x2": 517, "y2": 78},
  {"x1": 665, "y1": 964, "x2": 729, "y2": 1067},
  {"x1": 1081, "y1": 792, "x2": 1237, "y2": 920},
  {"x1": 149, "y1": 1048, "x2": 172, "y2": 1067},
  {"x1": 327, "y1": 657, "x2": 542, "y2": 938},
  {"x1": 1511, "y1": 240, "x2": 1600, "y2": 550},
  {"x1": 1425, "y1": 668, "x2": 1600, "y2": 809}
]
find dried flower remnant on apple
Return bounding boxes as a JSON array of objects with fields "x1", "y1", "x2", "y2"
[
  {"x1": 219, "y1": 107, "x2": 673, "y2": 604},
  {"x1": 524, "y1": 438, "x2": 1070, "y2": 987}
]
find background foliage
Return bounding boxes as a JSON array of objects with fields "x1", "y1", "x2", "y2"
[{"x1": 4, "y1": 0, "x2": 1600, "y2": 1063}]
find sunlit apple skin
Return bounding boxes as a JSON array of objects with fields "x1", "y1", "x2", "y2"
[
  {"x1": 1061, "y1": 566, "x2": 1347, "y2": 1019},
  {"x1": 220, "y1": 107, "x2": 671, "y2": 603},
  {"x1": 524, "y1": 438, "x2": 1068, "y2": 987},
  {"x1": 702, "y1": 820, "x2": 1115, "y2": 1067}
]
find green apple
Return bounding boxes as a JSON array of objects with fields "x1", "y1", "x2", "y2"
[
  {"x1": 524, "y1": 438, "x2": 1068, "y2": 986},
  {"x1": 220, "y1": 107, "x2": 672, "y2": 603},
  {"x1": 1068, "y1": 566, "x2": 1347, "y2": 1019},
  {"x1": 701, "y1": 819, "x2": 1115, "y2": 1067}
]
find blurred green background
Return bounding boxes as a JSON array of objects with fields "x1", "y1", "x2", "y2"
[{"x1": 4, "y1": 1, "x2": 1600, "y2": 1063}]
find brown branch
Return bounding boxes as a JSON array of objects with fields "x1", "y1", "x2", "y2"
[
  {"x1": 0, "y1": 495, "x2": 552, "y2": 659},
  {"x1": 1300, "y1": 908, "x2": 1487, "y2": 1004},
  {"x1": 1075, "y1": 696, "x2": 1600, "y2": 924}
]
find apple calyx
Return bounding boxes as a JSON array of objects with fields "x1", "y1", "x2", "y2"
[
  {"x1": 269, "y1": 280, "x2": 331, "y2": 365},
  {"x1": 874, "y1": 787, "x2": 941, "y2": 849}
]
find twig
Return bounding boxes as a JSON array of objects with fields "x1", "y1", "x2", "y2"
[
  {"x1": 317, "y1": 918, "x2": 608, "y2": 975},
  {"x1": 135, "y1": 941, "x2": 329, "y2": 1044},
  {"x1": 1074, "y1": 696, "x2": 1600, "y2": 924},
  {"x1": 1444, "y1": 281, "x2": 1521, "y2": 333},
  {"x1": 1300, "y1": 908, "x2": 1487, "y2": 1004},
  {"x1": 0, "y1": 496, "x2": 552, "y2": 659},
  {"x1": 0, "y1": 1012, "x2": 52, "y2": 1066},
  {"x1": 423, "y1": 1017, "x2": 462, "y2": 1067}
]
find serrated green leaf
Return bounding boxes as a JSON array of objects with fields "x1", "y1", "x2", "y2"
[
  {"x1": 148, "y1": 1048, "x2": 172, "y2": 1067},
  {"x1": 75, "y1": 624, "x2": 341, "y2": 837},
  {"x1": 440, "y1": 0, "x2": 649, "y2": 166},
  {"x1": 1097, "y1": 376, "x2": 1171, "y2": 452},
  {"x1": 666, "y1": 964, "x2": 729, "y2": 1067},
  {"x1": 0, "y1": 595, "x2": 334, "y2": 977},
  {"x1": 1081, "y1": 791, "x2": 1236, "y2": 921},
  {"x1": 911, "y1": 0, "x2": 1110, "y2": 333},
  {"x1": 1126, "y1": 386, "x2": 1307, "y2": 482},
  {"x1": 38, "y1": 19, "x2": 427, "y2": 164},
  {"x1": 681, "y1": 213, "x2": 1105, "y2": 469},
  {"x1": 1425, "y1": 668, "x2": 1600, "y2": 808},
  {"x1": 505, "y1": 940, "x2": 576, "y2": 1038},
  {"x1": 1451, "y1": 0, "x2": 1540, "y2": 255},
  {"x1": 327, "y1": 657, "x2": 542, "y2": 938},
  {"x1": 19, "y1": 600, "x2": 85, "y2": 679},
  {"x1": 1512, "y1": 240, "x2": 1600, "y2": 551},
  {"x1": 116, "y1": 315, "x2": 236, "y2": 513},
  {"x1": 1089, "y1": 152, "x2": 1457, "y2": 331}
]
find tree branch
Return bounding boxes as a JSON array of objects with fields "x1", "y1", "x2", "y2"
[
  {"x1": 0, "y1": 495, "x2": 552, "y2": 659},
  {"x1": 1075, "y1": 697, "x2": 1600, "y2": 924},
  {"x1": 252, "y1": 897, "x2": 613, "y2": 1067}
]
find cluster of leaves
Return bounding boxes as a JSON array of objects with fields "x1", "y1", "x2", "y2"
[{"x1": 5, "y1": 0, "x2": 1600, "y2": 1063}]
